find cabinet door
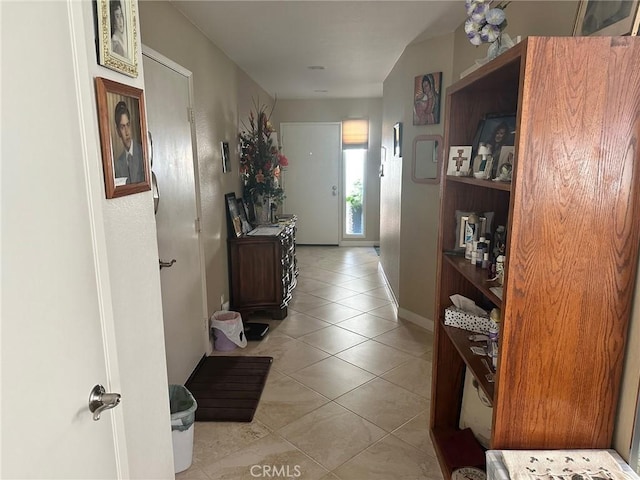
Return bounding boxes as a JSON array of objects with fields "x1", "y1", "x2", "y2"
[{"x1": 230, "y1": 239, "x2": 282, "y2": 307}]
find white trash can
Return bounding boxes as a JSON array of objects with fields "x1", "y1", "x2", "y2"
[
  {"x1": 211, "y1": 311, "x2": 247, "y2": 351},
  {"x1": 169, "y1": 384, "x2": 198, "y2": 474}
]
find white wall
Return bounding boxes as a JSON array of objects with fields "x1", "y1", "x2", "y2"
[
  {"x1": 1, "y1": 0, "x2": 174, "y2": 478},
  {"x1": 138, "y1": 2, "x2": 274, "y2": 355},
  {"x1": 383, "y1": 33, "x2": 454, "y2": 328}
]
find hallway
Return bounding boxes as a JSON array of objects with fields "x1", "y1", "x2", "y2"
[{"x1": 180, "y1": 246, "x2": 442, "y2": 479}]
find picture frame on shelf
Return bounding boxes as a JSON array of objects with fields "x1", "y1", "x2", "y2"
[
  {"x1": 393, "y1": 122, "x2": 403, "y2": 157},
  {"x1": 447, "y1": 146, "x2": 472, "y2": 176},
  {"x1": 493, "y1": 146, "x2": 515, "y2": 182},
  {"x1": 236, "y1": 198, "x2": 253, "y2": 234},
  {"x1": 95, "y1": 77, "x2": 150, "y2": 199},
  {"x1": 455, "y1": 210, "x2": 494, "y2": 251},
  {"x1": 471, "y1": 113, "x2": 516, "y2": 173},
  {"x1": 224, "y1": 192, "x2": 243, "y2": 238},
  {"x1": 96, "y1": 0, "x2": 138, "y2": 77},
  {"x1": 573, "y1": 0, "x2": 640, "y2": 36},
  {"x1": 472, "y1": 144, "x2": 494, "y2": 180}
]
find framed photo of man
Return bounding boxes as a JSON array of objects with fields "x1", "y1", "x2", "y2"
[
  {"x1": 96, "y1": 0, "x2": 138, "y2": 77},
  {"x1": 95, "y1": 77, "x2": 151, "y2": 199}
]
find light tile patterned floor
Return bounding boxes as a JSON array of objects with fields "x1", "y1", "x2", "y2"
[{"x1": 178, "y1": 246, "x2": 443, "y2": 480}]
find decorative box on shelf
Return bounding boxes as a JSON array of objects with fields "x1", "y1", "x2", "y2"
[{"x1": 444, "y1": 306, "x2": 492, "y2": 334}]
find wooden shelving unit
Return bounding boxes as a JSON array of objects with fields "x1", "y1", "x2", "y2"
[{"x1": 430, "y1": 36, "x2": 640, "y2": 479}]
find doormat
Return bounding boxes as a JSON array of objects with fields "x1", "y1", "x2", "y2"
[{"x1": 185, "y1": 356, "x2": 272, "y2": 422}]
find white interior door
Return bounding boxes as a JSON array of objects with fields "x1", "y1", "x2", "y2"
[
  {"x1": 2, "y1": 1, "x2": 126, "y2": 477},
  {"x1": 281, "y1": 123, "x2": 341, "y2": 245},
  {"x1": 143, "y1": 49, "x2": 207, "y2": 384}
]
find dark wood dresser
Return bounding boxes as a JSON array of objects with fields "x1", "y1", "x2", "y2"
[{"x1": 228, "y1": 217, "x2": 297, "y2": 320}]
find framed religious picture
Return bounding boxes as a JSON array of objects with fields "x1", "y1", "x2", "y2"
[
  {"x1": 96, "y1": 0, "x2": 139, "y2": 77},
  {"x1": 573, "y1": 0, "x2": 640, "y2": 36},
  {"x1": 447, "y1": 146, "x2": 472, "y2": 176},
  {"x1": 95, "y1": 77, "x2": 150, "y2": 199},
  {"x1": 413, "y1": 72, "x2": 442, "y2": 125}
]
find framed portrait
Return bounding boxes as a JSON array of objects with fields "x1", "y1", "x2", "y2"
[
  {"x1": 236, "y1": 198, "x2": 253, "y2": 234},
  {"x1": 96, "y1": 0, "x2": 139, "y2": 77},
  {"x1": 394, "y1": 122, "x2": 403, "y2": 157},
  {"x1": 413, "y1": 72, "x2": 442, "y2": 125},
  {"x1": 447, "y1": 146, "x2": 472, "y2": 176},
  {"x1": 224, "y1": 192, "x2": 243, "y2": 238},
  {"x1": 95, "y1": 77, "x2": 150, "y2": 199},
  {"x1": 494, "y1": 146, "x2": 515, "y2": 182},
  {"x1": 221, "y1": 141, "x2": 230, "y2": 173},
  {"x1": 573, "y1": 0, "x2": 640, "y2": 36}
]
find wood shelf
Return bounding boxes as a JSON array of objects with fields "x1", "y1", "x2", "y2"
[
  {"x1": 443, "y1": 254, "x2": 502, "y2": 307},
  {"x1": 431, "y1": 36, "x2": 640, "y2": 478},
  {"x1": 445, "y1": 175, "x2": 511, "y2": 192},
  {"x1": 430, "y1": 427, "x2": 486, "y2": 479},
  {"x1": 443, "y1": 324, "x2": 495, "y2": 404}
]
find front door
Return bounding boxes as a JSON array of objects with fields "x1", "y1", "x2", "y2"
[
  {"x1": 143, "y1": 49, "x2": 207, "y2": 384},
  {"x1": 2, "y1": 1, "x2": 126, "y2": 476},
  {"x1": 281, "y1": 122, "x2": 341, "y2": 245}
]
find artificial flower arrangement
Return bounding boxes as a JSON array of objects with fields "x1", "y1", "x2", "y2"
[
  {"x1": 238, "y1": 101, "x2": 289, "y2": 210},
  {"x1": 464, "y1": 0, "x2": 510, "y2": 46}
]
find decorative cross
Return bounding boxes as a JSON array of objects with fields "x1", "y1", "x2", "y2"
[{"x1": 453, "y1": 149, "x2": 467, "y2": 171}]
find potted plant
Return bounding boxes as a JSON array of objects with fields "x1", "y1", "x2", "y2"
[{"x1": 345, "y1": 180, "x2": 363, "y2": 234}]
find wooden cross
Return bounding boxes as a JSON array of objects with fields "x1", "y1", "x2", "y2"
[{"x1": 453, "y1": 149, "x2": 467, "y2": 171}]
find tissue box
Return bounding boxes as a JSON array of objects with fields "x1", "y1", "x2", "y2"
[{"x1": 444, "y1": 306, "x2": 492, "y2": 334}]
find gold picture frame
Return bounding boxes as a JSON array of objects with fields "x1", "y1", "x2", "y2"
[
  {"x1": 96, "y1": 0, "x2": 139, "y2": 77},
  {"x1": 573, "y1": 0, "x2": 640, "y2": 36},
  {"x1": 95, "y1": 77, "x2": 150, "y2": 199}
]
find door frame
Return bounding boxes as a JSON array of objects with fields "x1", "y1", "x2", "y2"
[{"x1": 142, "y1": 45, "x2": 209, "y2": 353}]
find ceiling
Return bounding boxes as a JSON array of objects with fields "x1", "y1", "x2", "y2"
[{"x1": 171, "y1": 1, "x2": 465, "y2": 99}]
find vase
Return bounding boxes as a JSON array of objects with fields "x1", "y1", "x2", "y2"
[
  {"x1": 254, "y1": 194, "x2": 272, "y2": 225},
  {"x1": 475, "y1": 33, "x2": 515, "y2": 67}
]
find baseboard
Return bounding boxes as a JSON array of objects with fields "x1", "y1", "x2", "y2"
[
  {"x1": 377, "y1": 263, "x2": 399, "y2": 307},
  {"x1": 339, "y1": 240, "x2": 377, "y2": 247},
  {"x1": 398, "y1": 308, "x2": 434, "y2": 332}
]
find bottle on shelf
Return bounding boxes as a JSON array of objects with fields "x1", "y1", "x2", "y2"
[{"x1": 465, "y1": 213, "x2": 479, "y2": 260}]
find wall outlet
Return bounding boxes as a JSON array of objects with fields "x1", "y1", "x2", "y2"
[
  {"x1": 220, "y1": 295, "x2": 225, "y2": 310},
  {"x1": 222, "y1": 301, "x2": 230, "y2": 311}
]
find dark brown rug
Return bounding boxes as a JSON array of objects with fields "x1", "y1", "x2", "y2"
[{"x1": 185, "y1": 355, "x2": 273, "y2": 422}]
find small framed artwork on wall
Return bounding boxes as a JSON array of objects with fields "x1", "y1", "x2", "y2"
[
  {"x1": 394, "y1": 122, "x2": 403, "y2": 157},
  {"x1": 413, "y1": 72, "x2": 442, "y2": 125},
  {"x1": 221, "y1": 141, "x2": 230, "y2": 173},
  {"x1": 573, "y1": 0, "x2": 640, "y2": 36},
  {"x1": 447, "y1": 146, "x2": 472, "y2": 176},
  {"x1": 96, "y1": 0, "x2": 139, "y2": 77}
]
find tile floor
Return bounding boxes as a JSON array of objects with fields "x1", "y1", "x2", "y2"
[{"x1": 178, "y1": 246, "x2": 443, "y2": 480}]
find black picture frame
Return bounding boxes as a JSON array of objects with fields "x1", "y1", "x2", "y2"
[
  {"x1": 236, "y1": 198, "x2": 253, "y2": 234},
  {"x1": 221, "y1": 141, "x2": 230, "y2": 173},
  {"x1": 224, "y1": 192, "x2": 243, "y2": 238},
  {"x1": 471, "y1": 113, "x2": 516, "y2": 174},
  {"x1": 394, "y1": 122, "x2": 403, "y2": 157}
]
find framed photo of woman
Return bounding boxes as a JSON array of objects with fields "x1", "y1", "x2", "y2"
[
  {"x1": 413, "y1": 72, "x2": 442, "y2": 125},
  {"x1": 96, "y1": 0, "x2": 138, "y2": 77}
]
